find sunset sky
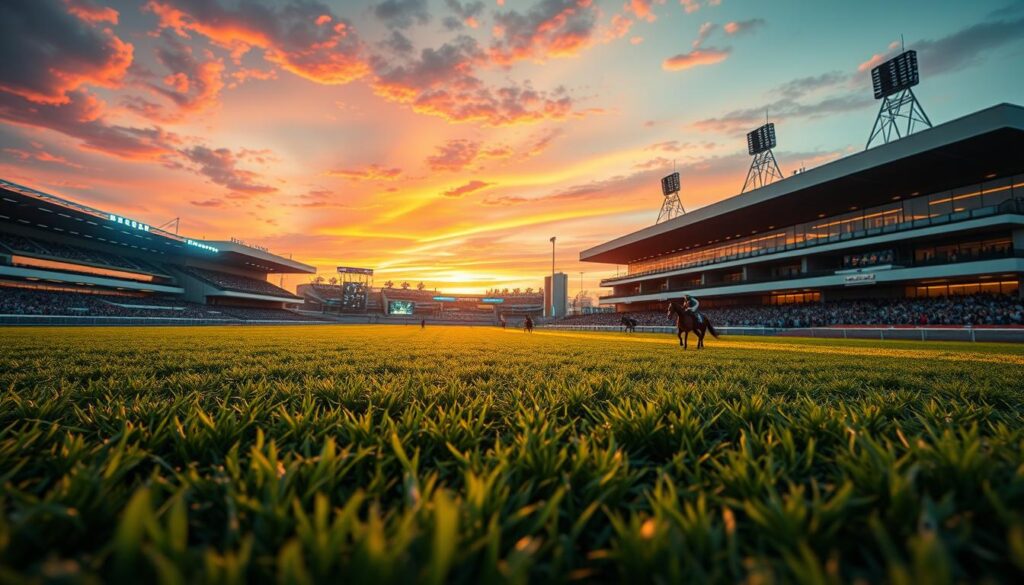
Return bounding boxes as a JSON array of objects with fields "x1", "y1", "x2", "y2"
[{"x1": 1, "y1": 0, "x2": 1022, "y2": 295}]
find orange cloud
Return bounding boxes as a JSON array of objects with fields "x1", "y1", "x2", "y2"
[
  {"x1": 65, "y1": 0, "x2": 119, "y2": 24},
  {"x1": 489, "y1": 0, "x2": 600, "y2": 65},
  {"x1": 327, "y1": 164, "x2": 402, "y2": 181},
  {"x1": 624, "y1": 0, "x2": 661, "y2": 23},
  {"x1": 662, "y1": 47, "x2": 730, "y2": 71},
  {"x1": 442, "y1": 180, "x2": 493, "y2": 197}
]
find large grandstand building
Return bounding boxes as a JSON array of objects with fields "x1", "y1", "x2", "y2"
[
  {"x1": 581, "y1": 104, "x2": 1024, "y2": 311},
  {"x1": 0, "y1": 179, "x2": 317, "y2": 323}
]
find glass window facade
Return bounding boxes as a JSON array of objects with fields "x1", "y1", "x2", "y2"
[
  {"x1": 906, "y1": 280, "x2": 1018, "y2": 298},
  {"x1": 624, "y1": 174, "x2": 1024, "y2": 278}
]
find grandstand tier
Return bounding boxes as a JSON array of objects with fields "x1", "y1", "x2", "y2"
[
  {"x1": 0, "y1": 179, "x2": 315, "y2": 322},
  {"x1": 581, "y1": 104, "x2": 1024, "y2": 310}
]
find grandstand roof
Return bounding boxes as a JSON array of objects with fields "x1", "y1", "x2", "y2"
[
  {"x1": 0, "y1": 179, "x2": 314, "y2": 274},
  {"x1": 581, "y1": 103, "x2": 1024, "y2": 265}
]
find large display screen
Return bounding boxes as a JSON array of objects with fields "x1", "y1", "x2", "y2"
[{"x1": 388, "y1": 300, "x2": 415, "y2": 315}]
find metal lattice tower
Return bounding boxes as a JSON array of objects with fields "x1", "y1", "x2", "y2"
[
  {"x1": 865, "y1": 87, "x2": 931, "y2": 149},
  {"x1": 741, "y1": 148, "x2": 784, "y2": 193},
  {"x1": 657, "y1": 191, "x2": 685, "y2": 224}
]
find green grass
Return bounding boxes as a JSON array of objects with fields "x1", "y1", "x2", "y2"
[{"x1": 1, "y1": 325, "x2": 1023, "y2": 584}]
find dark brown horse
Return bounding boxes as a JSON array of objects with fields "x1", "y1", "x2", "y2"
[
  {"x1": 666, "y1": 301, "x2": 718, "y2": 349},
  {"x1": 621, "y1": 316, "x2": 638, "y2": 333},
  {"x1": 524, "y1": 315, "x2": 534, "y2": 333}
]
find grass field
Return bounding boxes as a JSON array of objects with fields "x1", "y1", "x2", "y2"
[{"x1": 2, "y1": 325, "x2": 1024, "y2": 584}]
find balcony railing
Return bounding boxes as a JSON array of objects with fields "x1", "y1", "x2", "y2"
[
  {"x1": 602, "y1": 198, "x2": 1024, "y2": 286},
  {"x1": 599, "y1": 248, "x2": 1024, "y2": 301}
]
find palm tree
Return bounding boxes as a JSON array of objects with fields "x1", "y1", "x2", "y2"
[
  {"x1": 384, "y1": 280, "x2": 394, "y2": 289},
  {"x1": 525, "y1": 287, "x2": 534, "y2": 295},
  {"x1": 417, "y1": 282, "x2": 425, "y2": 291},
  {"x1": 313, "y1": 275, "x2": 325, "y2": 285},
  {"x1": 512, "y1": 288, "x2": 521, "y2": 295},
  {"x1": 328, "y1": 276, "x2": 338, "y2": 286},
  {"x1": 401, "y1": 281, "x2": 410, "y2": 290}
]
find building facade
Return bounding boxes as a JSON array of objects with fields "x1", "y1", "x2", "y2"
[{"x1": 581, "y1": 104, "x2": 1024, "y2": 311}]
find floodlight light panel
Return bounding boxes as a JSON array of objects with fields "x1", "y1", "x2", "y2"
[
  {"x1": 746, "y1": 123, "x2": 776, "y2": 155},
  {"x1": 871, "y1": 50, "x2": 919, "y2": 99},
  {"x1": 661, "y1": 172, "x2": 680, "y2": 196}
]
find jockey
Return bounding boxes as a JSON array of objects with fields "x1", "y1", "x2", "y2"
[{"x1": 682, "y1": 294, "x2": 702, "y2": 324}]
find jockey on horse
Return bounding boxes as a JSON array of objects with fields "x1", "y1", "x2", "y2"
[{"x1": 667, "y1": 294, "x2": 718, "y2": 349}]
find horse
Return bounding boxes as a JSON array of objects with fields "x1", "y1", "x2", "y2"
[
  {"x1": 620, "y1": 316, "x2": 637, "y2": 333},
  {"x1": 524, "y1": 316, "x2": 534, "y2": 333},
  {"x1": 666, "y1": 300, "x2": 719, "y2": 349}
]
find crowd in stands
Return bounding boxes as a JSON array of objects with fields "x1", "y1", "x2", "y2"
[
  {"x1": 557, "y1": 293, "x2": 1024, "y2": 328},
  {"x1": 184, "y1": 267, "x2": 298, "y2": 298},
  {"x1": 0, "y1": 232, "x2": 161, "y2": 274},
  {"x1": 0, "y1": 288, "x2": 324, "y2": 321}
]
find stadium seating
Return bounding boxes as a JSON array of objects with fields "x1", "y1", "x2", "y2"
[
  {"x1": 0, "y1": 288, "x2": 326, "y2": 321},
  {"x1": 0, "y1": 232, "x2": 162, "y2": 274},
  {"x1": 557, "y1": 294, "x2": 1024, "y2": 327},
  {"x1": 183, "y1": 266, "x2": 300, "y2": 298}
]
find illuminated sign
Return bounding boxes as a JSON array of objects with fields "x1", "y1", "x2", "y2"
[
  {"x1": 338, "y1": 266, "x2": 374, "y2": 275},
  {"x1": 481, "y1": 298, "x2": 505, "y2": 304},
  {"x1": 186, "y1": 239, "x2": 219, "y2": 253},
  {"x1": 432, "y1": 296, "x2": 457, "y2": 302},
  {"x1": 108, "y1": 213, "x2": 150, "y2": 232}
]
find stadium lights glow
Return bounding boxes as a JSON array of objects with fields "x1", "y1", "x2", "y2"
[
  {"x1": 108, "y1": 213, "x2": 150, "y2": 232},
  {"x1": 481, "y1": 298, "x2": 505, "y2": 304},
  {"x1": 186, "y1": 239, "x2": 219, "y2": 253}
]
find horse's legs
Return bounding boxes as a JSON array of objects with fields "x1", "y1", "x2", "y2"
[
  {"x1": 677, "y1": 330, "x2": 683, "y2": 347},
  {"x1": 683, "y1": 330, "x2": 688, "y2": 349}
]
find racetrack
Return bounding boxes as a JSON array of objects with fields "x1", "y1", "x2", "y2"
[{"x1": 2, "y1": 325, "x2": 1022, "y2": 583}]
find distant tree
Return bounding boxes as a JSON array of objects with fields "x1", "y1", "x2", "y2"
[
  {"x1": 328, "y1": 276, "x2": 338, "y2": 286},
  {"x1": 512, "y1": 288, "x2": 521, "y2": 295},
  {"x1": 313, "y1": 275, "x2": 325, "y2": 285},
  {"x1": 502, "y1": 288, "x2": 509, "y2": 295},
  {"x1": 384, "y1": 280, "x2": 394, "y2": 289},
  {"x1": 417, "y1": 282, "x2": 425, "y2": 291},
  {"x1": 525, "y1": 287, "x2": 534, "y2": 295},
  {"x1": 401, "y1": 281, "x2": 410, "y2": 290}
]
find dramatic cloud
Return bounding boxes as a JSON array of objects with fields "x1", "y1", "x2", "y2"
[
  {"x1": 692, "y1": 94, "x2": 872, "y2": 134},
  {"x1": 129, "y1": 33, "x2": 225, "y2": 119},
  {"x1": 327, "y1": 164, "x2": 402, "y2": 181},
  {"x1": 442, "y1": 180, "x2": 493, "y2": 197},
  {"x1": 65, "y1": 0, "x2": 119, "y2": 24},
  {"x1": 144, "y1": 0, "x2": 369, "y2": 85},
  {"x1": 3, "y1": 145, "x2": 84, "y2": 169},
  {"x1": 0, "y1": 0, "x2": 133, "y2": 105},
  {"x1": 181, "y1": 146, "x2": 277, "y2": 194},
  {"x1": 907, "y1": 17, "x2": 1024, "y2": 76},
  {"x1": 372, "y1": 36, "x2": 575, "y2": 125},
  {"x1": 426, "y1": 139, "x2": 513, "y2": 171},
  {"x1": 444, "y1": 0, "x2": 485, "y2": 29},
  {"x1": 776, "y1": 71, "x2": 848, "y2": 100},
  {"x1": 0, "y1": 90, "x2": 179, "y2": 161},
  {"x1": 374, "y1": 0, "x2": 431, "y2": 29},
  {"x1": 662, "y1": 48, "x2": 730, "y2": 71},
  {"x1": 490, "y1": 0, "x2": 600, "y2": 65},
  {"x1": 723, "y1": 19, "x2": 764, "y2": 35}
]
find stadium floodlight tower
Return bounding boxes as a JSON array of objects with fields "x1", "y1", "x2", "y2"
[
  {"x1": 866, "y1": 49, "x2": 931, "y2": 149},
  {"x1": 741, "y1": 122, "x2": 784, "y2": 194},
  {"x1": 657, "y1": 171, "x2": 685, "y2": 224}
]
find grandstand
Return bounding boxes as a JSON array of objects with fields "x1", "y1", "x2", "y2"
[
  {"x1": 581, "y1": 104, "x2": 1024, "y2": 314},
  {"x1": 0, "y1": 179, "x2": 319, "y2": 324}
]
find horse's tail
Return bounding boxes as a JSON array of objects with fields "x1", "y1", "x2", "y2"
[{"x1": 706, "y1": 319, "x2": 720, "y2": 338}]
